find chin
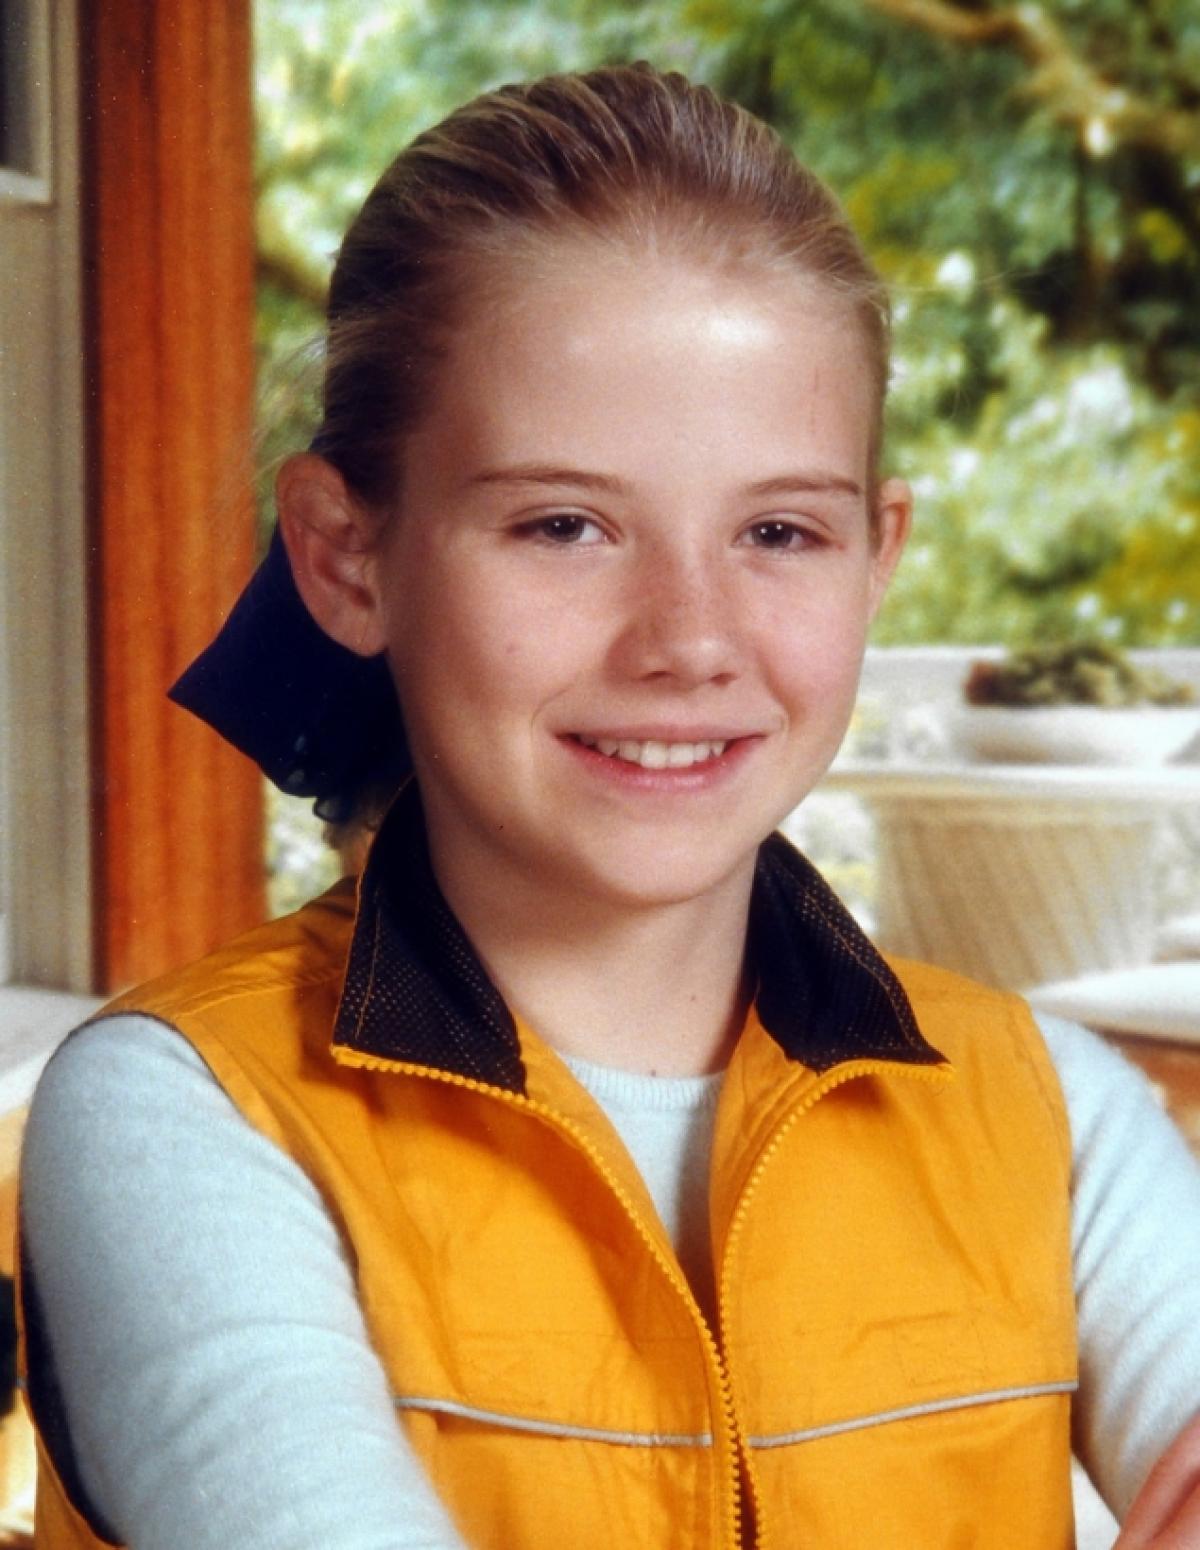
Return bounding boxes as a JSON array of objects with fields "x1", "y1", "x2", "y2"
[{"x1": 564, "y1": 834, "x2": 764, "y2": 914}]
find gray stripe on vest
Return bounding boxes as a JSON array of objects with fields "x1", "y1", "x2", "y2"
[
  {"x1": 748, "y1": 1380, "x2": 1079, "y2": 1449},
  {"x1": 394, "y1": 1395, "x2": 713, "y2": 1447}
]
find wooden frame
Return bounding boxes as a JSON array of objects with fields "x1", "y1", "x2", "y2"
[{"x1": 83, "y1": 0, "x2": 263, "y2": 991}]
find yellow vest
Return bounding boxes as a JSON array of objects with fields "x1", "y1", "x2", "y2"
[{"x1": 19, "y1": 794, "x2": 1078, "y2": 1548}]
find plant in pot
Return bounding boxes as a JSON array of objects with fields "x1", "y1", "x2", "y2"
[{"x1": 954, "y1": 642, "x2": 1200, "y2": 765}]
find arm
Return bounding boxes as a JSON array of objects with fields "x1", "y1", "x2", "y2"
[
  {"x1": 20, "y1": 1014, "x2": 470, "y2": 1550},
  {"x1": 1038, "y1": 1015, "x2": 1200, "y2": 1521}
]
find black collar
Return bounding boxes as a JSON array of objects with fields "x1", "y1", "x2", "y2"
[{"x1": 332, "y1": 783, "x2": 943, "y2": 1092}]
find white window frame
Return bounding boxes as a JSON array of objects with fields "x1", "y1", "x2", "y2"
[{"x1": 0, "y1": 0, "x2": 97, "y2": 1101}]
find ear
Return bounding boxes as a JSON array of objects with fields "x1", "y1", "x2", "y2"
[
  {"x1": 867, "y1": 476, "x2": 913, "y2": 620},
  {"x1": 276, "y1": 453, "x2": 389, "y2": 658}
]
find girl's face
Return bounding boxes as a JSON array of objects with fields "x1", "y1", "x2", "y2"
[{"x1": 366, "y1": 245, "x2": 910, "y2": 914}]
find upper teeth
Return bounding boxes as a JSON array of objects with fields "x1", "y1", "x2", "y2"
[{"x1": 577, "y1": 736, "x2": 728, "y2": 769}]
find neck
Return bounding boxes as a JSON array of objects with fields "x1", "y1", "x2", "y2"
[{"x1": 427, "y1": 840, "x2": 756, "y2": 1078}]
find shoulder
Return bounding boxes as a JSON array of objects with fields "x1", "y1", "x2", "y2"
[
  {"x1": 1034, "y1": 1012, "x2": 1157, "y2": 1124},
  {"x1": 886, "y1": 959, "x2": 1079, "y2": 1171},
  {"x1": 21, "y1": 1013, "x2": 336, "y2": 1313},
  {"x1": 102, "y1": 879, "x2": 358, "y2": 1028},
  {"x1": 24, "y1": 1014, "x2": 261, "y2": 1188},
  {"x1": 887, "y1": 954, "x2": 1037, "y2": 1032},
  {"x1": 887, "y1": 954, "x2": 1061, "y2": 1078},
  {"x1": 1035, "y1": 1011, "x2": 1200, "y2": 1198},
  {"x1": 25, "y1": 882, "x2": 365, "y2": 1179}
]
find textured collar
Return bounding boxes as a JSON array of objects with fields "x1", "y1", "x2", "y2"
[{"x1": 332, "y1": 783, "x2": 943, "y2": 1092}]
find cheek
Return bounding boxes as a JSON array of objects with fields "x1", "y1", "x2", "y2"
[
  {"x1": 389, "y1": 583, "x2": 567, "y2": 740},
  {"x1": 754, "y1": 578, "x2": 873, "y2": 700},
  {"x1": 769, "y1": 641, "x2": 865, "y2": 724},
  {"x1": 438, "y1": 565, "x2": 605, "y2": 695}
]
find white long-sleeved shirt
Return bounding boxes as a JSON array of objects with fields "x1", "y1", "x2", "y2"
[{"x1": 19, "y1": 1011, "x2": 1200, "y2": 1549}]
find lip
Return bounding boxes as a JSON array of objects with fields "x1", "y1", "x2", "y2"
[
  {"x1": 559, "y1": 730, "x2": 763, "y2": 790},
  {"x1": 564, "y1": 725, "x2": 765, "y2": 743}
]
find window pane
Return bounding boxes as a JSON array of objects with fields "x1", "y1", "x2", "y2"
[{"x1": 0, "y1": 0, "x2": 34, "y2": 173}]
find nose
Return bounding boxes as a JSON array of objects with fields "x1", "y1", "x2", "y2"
[{"x1": 609, "y1": 543, "x2": 745, "y2": 688}]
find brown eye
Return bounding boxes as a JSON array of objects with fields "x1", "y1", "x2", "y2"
[
  {"x1": 543, "y1": 516, "x2": 590, "y2": 542},
  {"x1": 740, "y1": 520, "x2": 810, "y2": 550},
  {"x1": 516, "y1": 514, "x2": 606, "y2": 545}
]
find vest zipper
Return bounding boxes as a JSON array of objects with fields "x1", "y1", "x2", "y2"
[
  {"x1": 333, "y1": 1050, "x2": 747, "y2": 1548},
  {"x1": 715, "y1": 1057, "x2": 952, "y2": 1550},
  {"x1": 334, "y1": 1046, "x2": 951, "y2": 1548}
]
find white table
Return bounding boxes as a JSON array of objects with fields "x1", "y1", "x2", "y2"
[{"x1": 818, "y1": 761, "x2": 1200, "y2": 992}]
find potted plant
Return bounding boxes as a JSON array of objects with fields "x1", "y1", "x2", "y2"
[{"x1": 954, "y1": 642, "x2": 1200, "y2": 765}]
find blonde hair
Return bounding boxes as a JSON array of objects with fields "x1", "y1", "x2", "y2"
[{"x1": 311, "y1": 63, "x2": 891, "y2": 512}]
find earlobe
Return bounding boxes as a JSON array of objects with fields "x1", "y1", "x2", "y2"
[
  {"x1": 276, "y1": 453, "x2": 389, "y2": 659},
  {"x1": 867, "y1": 477, "x2": 913, "y2": 619}
]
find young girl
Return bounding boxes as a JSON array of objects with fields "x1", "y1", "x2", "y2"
[{"x1": 18, "y1": 65, "x2": 1200, "y2": 1550}]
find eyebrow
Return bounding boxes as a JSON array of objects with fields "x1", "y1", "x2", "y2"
[
  {"x1": 745, "y1": 472, "x2": 864, "y2": 500},
  {"x1": 469, "y1": 464, "x2": 629, "y2": 495},
  {"x1": 467, "y1": 463, "x2": 864, "y2": 499}
]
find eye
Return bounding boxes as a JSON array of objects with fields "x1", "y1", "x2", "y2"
[
  {"x1": 737, "y1": 519, "x2": 822, "y2": 552},
  {"x1": 514, "y1": 513, "x2": 607, "y2": 546}
]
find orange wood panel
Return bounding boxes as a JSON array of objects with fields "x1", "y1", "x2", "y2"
[{"x1": 83, "y1": 0, "x2": 264, "y2": 991}]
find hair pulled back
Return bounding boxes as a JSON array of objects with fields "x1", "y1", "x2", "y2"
[{"x1": 313, "y1": 63, "x2": 890, "y2": 511}]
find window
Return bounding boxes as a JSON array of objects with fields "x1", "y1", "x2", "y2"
[
  {"x1": 0, "y1": 0, "x2": 51, "y2": 203},
  {"x1": 0, "y1": 0, "x2": 95, "y2": 1075}
]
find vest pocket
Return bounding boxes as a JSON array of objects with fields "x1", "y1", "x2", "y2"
[
  {"x1": 399, "y1": 1400, "x2": 718, "y2": 1550},
  {"x1": 758, "y1": 1384, "x2": 1077, "y2": 1550}
]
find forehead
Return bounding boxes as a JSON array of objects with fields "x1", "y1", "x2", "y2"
[{"x1": 410, "y1": 243, "x2": 877, "y2": 488}]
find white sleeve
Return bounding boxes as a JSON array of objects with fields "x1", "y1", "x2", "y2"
[
  {"x1": 1038, "y1": 1013, "x2": 1200, "y2": 1519},
  {"x1": 20, "y1": 1014, "x2": 469, "y2": 1550}
]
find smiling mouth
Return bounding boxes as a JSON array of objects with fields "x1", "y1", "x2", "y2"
[{"x1": 571, "y1": 734, "x2": 731, "y2": 770}]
